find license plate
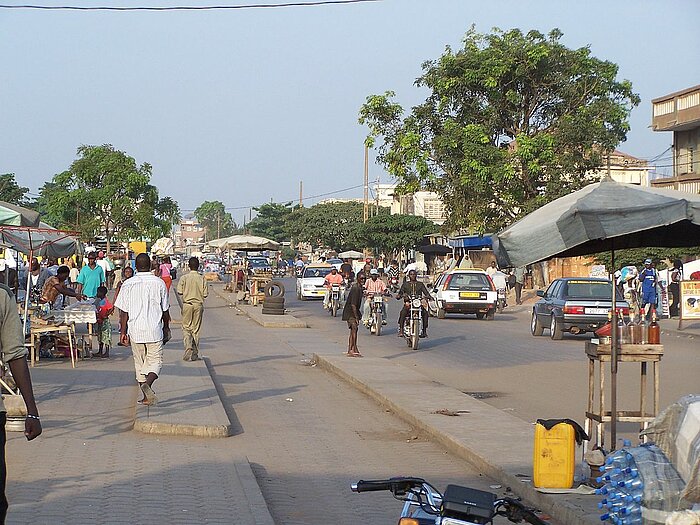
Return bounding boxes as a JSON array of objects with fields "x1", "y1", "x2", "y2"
[
  {"x1": 585, "y1": 307, "x2": 608, "y2": 315},
  {"x1": 459, "y1": 292, "x2": 480, "y2": 299}
]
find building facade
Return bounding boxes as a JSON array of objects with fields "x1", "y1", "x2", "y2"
[
  {"x1": 173, "y1": 215, "x2": 205, "y2": 252},
  {"x1": 651, "y1": 84, "x2": 700, "y2": 194}
]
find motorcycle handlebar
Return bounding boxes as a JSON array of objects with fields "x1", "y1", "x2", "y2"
[{"x1": 351, "y1": 477, "x2": 427, "y2": 494}]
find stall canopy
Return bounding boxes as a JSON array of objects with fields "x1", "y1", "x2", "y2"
[
  {"x1": 0, "y1": 223, "x2": 82, "y2": 258},
  {"x1": 151, "y1": 237, "x2": 175, "y2": 256},
  {"x1": 416, "y1": 244, "x2": 452, "y2": 255},
  {"x1": 337, "y1": 250, "x2": 365, "y2": 259},
  {"x1": 0, "y1": 201, "x2": 40, "y2": 228},
  {"x1": 492, "y1": 178, "x2": 700, "y2": 269},
  {"x1": 220, "y1": 235, "x2": 280, "y2": 252},
  {"x1": 448, "y1": 234, "x2": 492, "y2": 250}
]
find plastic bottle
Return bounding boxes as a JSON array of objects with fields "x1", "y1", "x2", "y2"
[{"x1": 647, "y1": 309, "x2": 660, "y2": 344}]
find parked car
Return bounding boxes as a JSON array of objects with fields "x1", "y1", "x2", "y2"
[
  {"x1": 296, "y1": 264, "x2": 333, "y2": 300},
  {"x1": 326, "y1": 258, "x2": 344, "y2": 271},
  {"x1": 248, "y1": 257, "x2": 271, "y2": 275},
  {"x1": 428, "y1": 269, "x2": 497, "y2": 319},
  {"x1": 531, "y1": 277, "x2": 629, "y2": 340}
]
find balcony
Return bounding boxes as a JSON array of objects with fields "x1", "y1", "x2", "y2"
[{"x1": 652, "y1": 85, "x2": 700, "y2": 132}]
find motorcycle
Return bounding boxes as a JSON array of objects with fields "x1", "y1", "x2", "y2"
[
  {"x1": 402, "y1": 295, "x2": 423, "y2": 350},
  {"x1": 389, "y1": 276, "x2": 400, "y2": 293},
  {"x1": 351, "y1": 476, "x2": 549, "y2": 525},
  {"x1": 329, "y1": 284, "x2": 343, "y2": 317},
  {"x1": 366, "y1": 292, "x2": 387, "y2": 336},
  {"x1": 496, "y1": 288, "x2": 507, "y2": 313},
  {"x1": 295, "y1": 265, "x2": 304, "y2": 278}
]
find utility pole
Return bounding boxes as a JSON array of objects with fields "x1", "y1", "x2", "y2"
[
  {"x1": 299, "y1": 180, "x2": 303, "y2": 208},
  {"x1": 363, "y1": 144, "x2": 369, "y2": 223},
  {"x1": 375, "y1": 175, "x2": 380, "y2": 217},
  {"x1": 217, "y1": 211, "x2": 221, "y2": 239}
]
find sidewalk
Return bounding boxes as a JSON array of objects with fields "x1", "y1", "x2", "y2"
[{"x1": 5, "y1": 298, "x2": 273, "y2": 525}]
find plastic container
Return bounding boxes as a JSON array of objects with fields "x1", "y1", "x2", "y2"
[{"x1": 533, "y1": 422, "x2": 576, "y2": 488}]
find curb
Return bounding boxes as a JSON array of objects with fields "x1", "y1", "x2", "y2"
[
  {"x1": 235, "y1": 459, "x2": 276, "y2": 525},
  {"x1": 314, "y1": 353, "x2": 599, "y2": 525},
  {"x1": 133, "y1": 356, "x2": 232, "y2": 438}
]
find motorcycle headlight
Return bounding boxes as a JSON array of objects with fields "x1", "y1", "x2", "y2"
[{"x1": 412, "y1": 299, "x2": 422, "y2": 308}]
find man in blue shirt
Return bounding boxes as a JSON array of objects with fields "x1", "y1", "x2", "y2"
[
  {"x1": 639, "y1": 258, "x2": 658, "y2": 318},
  {"x1": 76, "y1": 251, "x2": 106, "y2": 299}
]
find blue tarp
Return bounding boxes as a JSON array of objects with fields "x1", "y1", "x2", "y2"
[{"x1": 448, "y1": 235, "x2": 492, "y2": 249}]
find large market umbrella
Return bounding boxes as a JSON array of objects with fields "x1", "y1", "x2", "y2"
[
  {"x1": 338, "y1": 250, "x2": 365, "y2": 259},
  {"x1": 206, "y1": 236, "x2": 232, "y2": 250},
  {"x1": 492, "y1": 178, "x2": 700, "y2": 448},
  {"x1": 0, "y1": 201, "x2": 40, "y2": 228},
  {"x1": 221, "y1": 235, "x2": 281, "y2": 252}
]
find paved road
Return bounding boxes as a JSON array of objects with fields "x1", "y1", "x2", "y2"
[{"x1": 282, "y1": 278, "x2": 699, "y2": 441}]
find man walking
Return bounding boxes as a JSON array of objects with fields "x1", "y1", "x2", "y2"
[
  {"x1": 0, "y1": 286, "x2": 42, "y2": 522},
  {"x1": 342, "y1": 273, "x2": 365, "y2": 357},
  {"x1": 176, "y1": 257, "x2": 208, "y2": 362},
  {"x1": 115, "y1": 253, "x2": 171, "y2": 406},
  {"x1": 514, "y1": 266, "x2": 525, "y2": 305},
  {"x1": 639, "y1": 258, "x2": 658, "y2": 319}
]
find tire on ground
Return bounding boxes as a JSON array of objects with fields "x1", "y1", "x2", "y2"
[
  {"x1": 264, "y1": 296, "x2": 285, "y2": 305},
  {"x1": 262, "y1": 308, "x2": 285, "y2": 316},
  {"x1": 264, "y1": 280, "x2": 285, "y2": 297}
]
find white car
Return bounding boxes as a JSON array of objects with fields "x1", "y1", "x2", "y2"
[
  {"x1": 428, "y1": 269, "x2": 498, "y2": 319},
  {"x1": 296, "y1": 264, "x2": 334, "y2": 300}
]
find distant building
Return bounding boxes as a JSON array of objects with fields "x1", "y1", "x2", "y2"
[
  {"x1": 587, "y1": 149, "x2": 651, "y2": 186},
  {"x1": 651, "y1": 84, "x2": 700, "y2": 194},
  {"x1": 373, "y1": 183, "x2": 446, "y2": 225},
  {"x1": 174, "y1": 215, "x2": 205, "y2": 251}
]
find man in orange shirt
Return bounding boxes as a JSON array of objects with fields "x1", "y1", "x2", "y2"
[
  {"x1": 362, "y1": 268, "x2": 388, "y2": 325},
  {"x1": 323, "y1": 267, "x2": 344, "y2": 310}
]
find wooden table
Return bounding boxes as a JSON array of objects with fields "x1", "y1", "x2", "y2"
[
  {"x1": 584, "y1": 341, "x2": 663, "y2": 448},
  {"x1": 29, "y1": 324, "x2": 77, "y2": 368}
]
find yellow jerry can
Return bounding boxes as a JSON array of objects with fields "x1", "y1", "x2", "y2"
[{"x1": 533, "y1": 421, "x2": 576, "y2": 489}]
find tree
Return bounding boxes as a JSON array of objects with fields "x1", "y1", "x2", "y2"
[
  {"x1": 247, "y1": 202, "x2": 296, "y2": 242},
  {"x1": 0, "y1": 174, "x2": 30, "y2": 205},
  {"x1": 194, "y1": 200, "x2": 237, "y2": 240},
  {"x1": 285, "y1": 201, "x2": 374, "y2": 252},
  {"x1": 359, "y1": 27, "x2": 640, "y2": 233},
  {"x1": 37, "y1": 144, "x2": 179, "y2": 250},
  {"x1": 356, "y1": 214, "x2": 438, "y2": 257}
]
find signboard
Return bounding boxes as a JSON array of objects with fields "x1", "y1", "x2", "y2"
[{"x1": 680, "y1": 280, "x2": 700, "y2": 321}]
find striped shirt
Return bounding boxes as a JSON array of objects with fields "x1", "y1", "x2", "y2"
[{"x1": 114, "y1": 271, "x2": 169, "y2": 343}]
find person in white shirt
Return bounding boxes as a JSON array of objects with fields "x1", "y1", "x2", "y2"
[
  {"x1": 114, "y1": 253, "x2": 171, "y2": 406},
  {"x1": 485, "y1": 260, "x2": 499, "y2": 276}
]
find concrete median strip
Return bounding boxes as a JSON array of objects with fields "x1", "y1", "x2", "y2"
[
  {"x1": 134, "y1": 356, "x2": 231, "y2": 438},
  {"x1": 314, "y1": 353, "x2": 601, "y2": 525},
  {"x1": 212, "y1": 286, "x2": 308, "y2": 328}
]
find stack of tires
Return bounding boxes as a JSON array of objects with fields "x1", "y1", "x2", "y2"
[{"x1": 262, "y1": 280, "x2": 285, "y2": 315}]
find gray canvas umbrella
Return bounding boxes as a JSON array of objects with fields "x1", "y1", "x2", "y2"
[{"x1": 492, "y1": 178, "x2": 700, "y2": 448}]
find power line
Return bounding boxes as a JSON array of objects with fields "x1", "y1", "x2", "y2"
[{"x1": 0, "y1": 0, "x2": 381, "y2": 10}]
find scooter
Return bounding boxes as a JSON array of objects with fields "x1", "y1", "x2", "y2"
[
  {"x1": 366, "y1": 292, "x2": 388, "y2": 336},
  {"x1": 402, "y1": 295, "x2": 423, "y2": 350},
  {"x1": 329, "y1": 284, "x2": 343, "y2": 317},
  {"x1": 351, "y1": 476, "x2": 549, "y2": 525},
  {"x1": 497, "y1": 288, "x2": 507, "y2": 313}
]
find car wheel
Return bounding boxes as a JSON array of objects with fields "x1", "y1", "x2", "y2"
[
  {"x1": 531, "y1": 310, "x2": 544, "y2": 336},
  {"x1": 437, "y1": 308, "x2": 446, "y2": 319},
  {"x1": 475, "y1": 312, "x2": 485, "y2": 320},
  {"x1": 485, "y1": 308, "x2": 495, "y2": 321},
  {"x1": 550, "y1": 315, "x2": 563, "y2": 340}
]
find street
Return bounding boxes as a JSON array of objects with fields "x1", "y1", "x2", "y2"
[{"x1": 280, "y1": 278, "x2": 700, "y2": 441}]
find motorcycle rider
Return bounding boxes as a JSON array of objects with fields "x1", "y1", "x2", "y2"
[
  {"x1": 362, "y1": 268, "x2": 388, "y2": 326},
  {"x1": 396, "y1": 269, "x2": 432, "y2": 338},
  {"x1": 323, "y1": 266, "x2": 345, "y2": 310},
  {"x1": 386, "y1": 260, "x2": 400, "y2": 291}
]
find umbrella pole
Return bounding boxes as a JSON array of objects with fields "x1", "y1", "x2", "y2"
[
  {"x1": 610, "y1": 247, "x2": 618, "y2": 450},
  {"x1": 23, "y1": 249, "x2": 33, "y2": 337}
]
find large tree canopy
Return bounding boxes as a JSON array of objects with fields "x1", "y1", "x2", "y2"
[
  {"x1": 37, "y1": 144, "x2": 180, "y2": 250},
  {"x1": 247, "y1": 202, "x2": 296, "y2": 242},
  {"x1": 194, "y1": 200, "x2": 238, "y2": 240},
  {"x1": 359, "y1": 27, "x2": 640, "y2": 233},
  {"x1": 356, "y1": 214, "x2": 438, "y2": 257}
]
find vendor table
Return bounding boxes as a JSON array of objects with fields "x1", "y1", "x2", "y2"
[
  {"x1": 29, "y1": 324, "x2": 77, "y2": 368},
  {"x1": 50, "y1": 307, "x2": 98, "y2": 353},
  {"x1": 584, "y1": 341, "x2": 663, "y2": 448}
]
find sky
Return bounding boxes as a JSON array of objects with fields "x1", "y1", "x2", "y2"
[{"x1": 1, "y1": 0, "x2": 699, "y2": 226}]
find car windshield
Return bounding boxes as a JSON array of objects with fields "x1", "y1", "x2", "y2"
[
  {"x1": 303, "y1": 267, "x2": 332, "y2": 278},
  {"x1": 249, "y1": 259, "x2": 269, "y2": 268},
  {"x1": 448, "y1": 273, "x2": 491, "y2": 290},
  {"x1": 563, "y1": 280, "x2": 615, "y2": 299}
]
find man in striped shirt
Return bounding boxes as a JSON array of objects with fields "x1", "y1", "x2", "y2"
[{"x1": 115, "y1": 253, "x2": 171, "y2": 406}]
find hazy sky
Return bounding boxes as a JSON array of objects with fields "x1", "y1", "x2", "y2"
[{"x1": 1, "y1": 0, "x2": 699, "y2": 225}]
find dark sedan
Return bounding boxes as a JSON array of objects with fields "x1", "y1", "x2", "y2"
[{"x1": 531, "y1": 277, "x2": 629, "y2": 340}]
